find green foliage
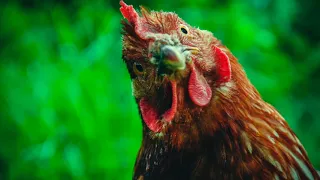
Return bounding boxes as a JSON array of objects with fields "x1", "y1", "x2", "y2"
[{"x1": 0, "y1": 0, "x2": 319, "y2": 179}]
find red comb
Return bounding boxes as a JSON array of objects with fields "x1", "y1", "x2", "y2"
[
  {"x1": 120, "y1": 1, "x2": 150, "y2": 40},
  {"x1": 120, "y1": 1, "x2": 139, "y2": 24}
]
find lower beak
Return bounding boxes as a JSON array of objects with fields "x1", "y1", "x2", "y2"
[{"x1": 183, "y1": 46, "x2": 200, "y2": 55}]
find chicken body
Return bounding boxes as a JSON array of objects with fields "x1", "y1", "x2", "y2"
[{"x1": 120, "y1": 1, "x2": 320, "y2": 179}]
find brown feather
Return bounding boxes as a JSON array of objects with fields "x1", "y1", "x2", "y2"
[{"x1": 120, "y1": 2, "x2": 319, "y2": 179}]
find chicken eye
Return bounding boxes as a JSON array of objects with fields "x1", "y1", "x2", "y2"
[
  {"x1": 180, "y1": 25, "x2": 189, "y2": 34},
  {"x1": 133, "y1": 62, "x2": 144, "y2": 75}
]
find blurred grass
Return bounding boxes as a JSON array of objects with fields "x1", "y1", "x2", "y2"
[{"x1": 0, "y1": 0, "x2": 319, "y2": 179}]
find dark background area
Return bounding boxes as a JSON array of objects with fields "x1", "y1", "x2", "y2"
[{"x1": 0, "y1": 0, "x2": 319, "y2": 179}]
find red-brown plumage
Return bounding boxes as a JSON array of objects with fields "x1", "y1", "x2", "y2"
[{"x1": 120, "y1": 1, "x2": 320, "y2": 179}]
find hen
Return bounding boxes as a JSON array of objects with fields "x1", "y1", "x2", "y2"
[{"x1": 119, "y1": 1, "x2": 320, "y2": 179}]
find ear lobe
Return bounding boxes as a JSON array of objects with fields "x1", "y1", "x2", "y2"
[{"x1": 213, "y1": 46, "x2": 231, "y2": 84}]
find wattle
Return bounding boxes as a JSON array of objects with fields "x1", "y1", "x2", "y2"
[{"x1": 188, "y1": 66, "x2": 212, "y2": 106}]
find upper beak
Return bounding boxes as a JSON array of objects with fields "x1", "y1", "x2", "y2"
[
  {"x1": 160, "y1": 45, "x2": 199, "y2": 71},
  {"x1": 161, "y1": 46, "x2": 186, "y2": 70}
]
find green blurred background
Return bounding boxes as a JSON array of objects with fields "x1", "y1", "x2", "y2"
[{"x1": 0, "y1": 0, "x2": 319, "y2": 179}]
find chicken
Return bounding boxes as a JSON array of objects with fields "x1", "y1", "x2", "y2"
[{"x1": 119, "y1": 1, "x2": 320, "y2": 179}]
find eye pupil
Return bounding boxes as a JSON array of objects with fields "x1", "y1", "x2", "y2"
[
  {"x1": 181, "y1": 27, "x2": 188, "y2": 34},
  {"x1": 135, "y1": 63, "x2": 144, "y2": 72}
]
